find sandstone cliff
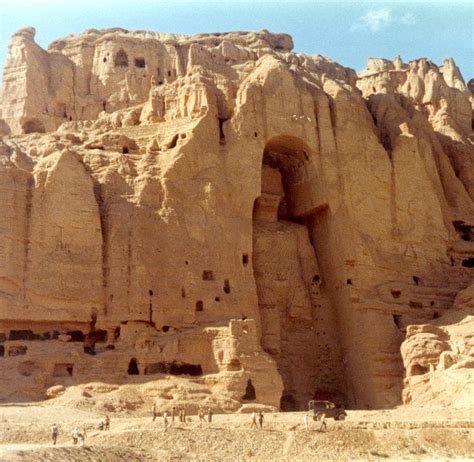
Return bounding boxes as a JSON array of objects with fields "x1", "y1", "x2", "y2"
[
  {"x1": 401, "y1": 283, "x2": 474, "y2": 406},
  {"x1": 0, "y1": 27, "x2": 473, "y2": 410}
]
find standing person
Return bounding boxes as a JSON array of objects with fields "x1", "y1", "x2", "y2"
[
  {"x1": 304, "y1": 413, "x2": 309, "y2": 431},
  {"x1": 207, "y1": 407, "x2": 213, "y2": 423},
  {"x1": 179, "y1": 408, "x2": 184, "y2": 423},
  {"x1": 182, "y1": 407, "x2": 186, "y2": 423},
  {"x1": 104, "y1": 415, "x2": 110, "y2": 431},
  {"x1": 320, "y1": 415, "x2": 327, "y2": 432},
  {"x1": 250, "y1": 412, "x2": 258, "y2": 430},
  {"x1": 171, "y1": 406, "x2": 176, "y2": 426},
  {"x1": 152, "y1": 403, "x2": 157, "y2": 422},
  {"x1": 51, "y1": 424, "x2": 59, "y2": 445},
  {"x1": 198, "y1": 406, "x2": 206, "y2": 425},
  {"x1": 163, "y1": 411, "x2": 169, "y2": 433},
  {"x1": 78, "y1": 428, "x2": 87, "y2": 447},
  {"x1": 258, "y1": 411, "x2": 264, "y2": 430},
  {"x1": 71, "y1": 427, "x2": 79, "y2": 445}
]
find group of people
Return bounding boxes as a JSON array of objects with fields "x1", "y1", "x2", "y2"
[
  {"x1": 152, "y1": 404, "x2": 267, "y2": 431},
  {"x1": 50, "y1": 408, "x2": 326, "y2": 445},
  {"x1": 153, "y1": 405, "x2": 215, "y2": 432},
  {"x1": 97, "y1": 415, "x2": 110, "y2": 431},
  {"x1": 50, "y1": 415, "x2": 110, "y2": 446},
  {"x1": 71, "y1": 427, "x2": 87, "y2": 446},
  {"x1": 152, "y1": 404, "x2": 189, "y2": 425},
  {"x1": 198, "y1": 406, "x2": 213, "y2": 424}
]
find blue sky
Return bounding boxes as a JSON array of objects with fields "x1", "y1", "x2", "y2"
[{"x1": 0, "y1": 0, "x2": 472, "y2": 81}]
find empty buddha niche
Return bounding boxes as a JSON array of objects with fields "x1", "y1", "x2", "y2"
[{"x1": 253, "y1": 161, "x2": 322, "y2": 410}]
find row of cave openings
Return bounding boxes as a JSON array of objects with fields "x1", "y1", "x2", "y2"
[
  {"x1": 453, "y1": 221, "x2": 474, "y2": 268},
  {"x1": 112, "y1": 49, "x2": 176, "y2": 86},
  {"x1": 0, "y1": 328, "x2": 116, "y2": 359},
  {"x1": 127, "y1": 357, "x2": 257, "y2": 401},
  {"x1": 1, "y1": 329, "x2": 258, "y2": 400}
]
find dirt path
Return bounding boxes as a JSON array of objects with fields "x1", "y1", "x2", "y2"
[{"x1": 282, "y1": 431, "x2": 294, "y2": 456}]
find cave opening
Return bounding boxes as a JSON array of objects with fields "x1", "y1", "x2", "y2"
[
  {"x1": 223, "y1": 279, "x2": 231, "y2": 294},
  {"x1": 280, "y1": 393, "x2": 297, "y2": 411},
  {"x1": 134, "y1": 57, "x2": 146, "y2": 68},
  {"x1": 144, "y1": 361, "x2": 202, "y2": 376},
  {"x1": 53, "y1": 363, "x2": 74, "y2": 377},
  {"x1": 242, "y1": 379, "x2": 256, "y2": 400},
  {"x1": 411, "y1": 364, "x2": 428, "y2": 376},
  {"x1": 218, "y1": 118, "x2": 227, "y2": 144},
  {"x1": 9, "y1": 330, "x2": 38, "y2": 341},
  {"x1": 462, "y1": 257, "x2": 474, "y2": 268},
  {"x1": 392, "y1": 314, "x2": 402, "y2": 328},
  {"x1": 22, "y1": 119, "x2": 45, "y2": 134},
  {"x1": 202, "y1": 270, "x2": 214, "y2": 281},
  {"x1": 128, "y1": 358, "x2": 140, "y2": 375},
  {"x1": 114, "y1": 49, "x2": 129, "y2": 67},
  {"x1": 252, "y1": 135, "x2": 346, "y2": 411},
  {"x1": 453, "y1": 221, "x2": 472, "y2": 242},
  {"x1": 66, "y1": 331, "x2": 85, "y2": 342}
]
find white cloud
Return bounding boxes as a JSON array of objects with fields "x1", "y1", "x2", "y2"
[{"x1": 352, "y1": 8, "x2": 417, "y2": 32}]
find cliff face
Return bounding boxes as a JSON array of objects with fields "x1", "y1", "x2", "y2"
[
  {"x1": 401, "y1": 284, "x2": 474, "y2": 407},
  {"x1": 0, "y1": 27, "x2": 472, "y2": 410}
]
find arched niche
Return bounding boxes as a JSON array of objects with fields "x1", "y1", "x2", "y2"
[{"x1": 252, "y1": 134, "x2": 345, "y2": 411}]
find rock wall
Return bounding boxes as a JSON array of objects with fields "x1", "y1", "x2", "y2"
[
  {"x1": 401, "y1": 283, "x2": 474, "y2": 406},
  {"x1": 0, "y1": 27, "x2": 473, "y2": 409}
]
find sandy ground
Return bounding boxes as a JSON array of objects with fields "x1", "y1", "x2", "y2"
[{"x1": 0, "y1": 403, "x2": 473, "y2": 461}]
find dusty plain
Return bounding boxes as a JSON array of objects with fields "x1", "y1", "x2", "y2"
[{"x1": 1, "y1": 399, "x2": 473, "y2": 461}]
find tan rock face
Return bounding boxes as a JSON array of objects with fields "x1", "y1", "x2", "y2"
[
  {"x1": 401, "y1": 287, "x2": 474, "y2": 407},
  {"x1": 0, "y1": 28, "x2": 473, "y2": 410}
]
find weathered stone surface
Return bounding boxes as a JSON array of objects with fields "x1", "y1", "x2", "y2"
[
  {"x1": 0, "y1": 28, "x2": 473, "y2": 410},
  {"x1": 401, "y1": 287, "x2": 474, "y2": 407}
]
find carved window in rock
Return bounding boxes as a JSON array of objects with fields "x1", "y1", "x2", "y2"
[
  {"x1": 134, "y1": 57, "x2": 146, "y2": 68},
  {"x1": 242, "y1": 379, "x2": 256, "y2": 400},
  {"x1": 202, "y1": 270, "x2": 214, "y2": 281},
  {"x1": 114, "y1": 49, "x2": 129, "y2": 67}
]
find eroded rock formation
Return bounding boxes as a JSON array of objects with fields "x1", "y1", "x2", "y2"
[
  {"x1": 401, "y1": 283, "x2": 474, "y2": 406},
  {"x1": 0, "y1": 27, "x2": 473, "y2": 410}
]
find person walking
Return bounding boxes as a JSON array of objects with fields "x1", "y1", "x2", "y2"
[
  {"x1": 198, "y1": 406, "x2": 206, "y2": 426},
  {"x1": 163, "y1": 411, "x2": 169, "y2": 433},
  {"x1": 71, "y1": 427, "x2": 79, "y2": 445},
  {"x1": 51, "y1": 424, "x2": 59, "y2": 445},
  {"x1": 258, "y1": 411, "x2": 264, "y2": 430},
  {"x1": 250, "y1": 412, "x2": 258, "y2": 430},
  {"x1": 104, "y1": 415, "x2": 110, "y2": 431},
  {"x1": 320, "y1": 415, "x2": 327, "y2": 432},
  {"x1": 78, "y1": 428, "x2": 87, "y2": 447}
]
